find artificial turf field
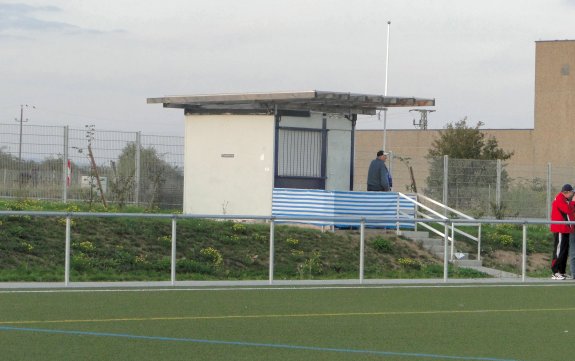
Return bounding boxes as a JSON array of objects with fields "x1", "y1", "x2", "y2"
[{"x1": 1, "y1": 284, "x2": 574, "y2": 361}]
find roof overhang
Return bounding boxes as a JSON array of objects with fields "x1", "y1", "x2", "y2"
[{"x1": 147, "y1": 90, "x2": 435, "y2": 116}]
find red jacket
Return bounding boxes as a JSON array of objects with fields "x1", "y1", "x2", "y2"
[{"x1": 550, "y1": 192, "x2": 575, "y2": 233}]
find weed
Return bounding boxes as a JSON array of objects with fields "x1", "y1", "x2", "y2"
[
  {"x1": 372, "y1": 237, "x2": 393, "y2": 253},
  {"x1": 297, "y1": 250, "x2": 323, "y2": 279},
  {"x1": 72, "y1": 241, "x2": 95, "y2": 253},
  {"x1": 232, "y1": 223, "x2": 247, "y2": 234},
  {"x1": 199, "y1": 247, "x2": 223, "y2": 268},
  {"x1": 397, "y1": 257, "x2": 422, "y2": 270},
  {"x1": 17, "y1": 241, "x2": 34, "y2": 253},
  {"x1": 286, "y1": 238, "x2": 299, "y2": 246}
]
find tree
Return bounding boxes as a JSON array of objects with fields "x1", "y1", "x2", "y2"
[
  {"x1": 427, "y1": 119, "x2": 513, "y2": 160},
  {"x1": 425, "y1": 118, "x2": 514, "y2": 210},
  {"x1": 114, "y1": 143, "x2": 183, "y2": 209}
]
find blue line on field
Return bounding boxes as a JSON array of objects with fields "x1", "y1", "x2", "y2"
[{"x1": 0, "y1": 325, "x2": 519, "y2": 361}]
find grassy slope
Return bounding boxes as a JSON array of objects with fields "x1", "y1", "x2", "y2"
[{"x1": 0, "y1": 199, "x2": 553, "y2": 281}]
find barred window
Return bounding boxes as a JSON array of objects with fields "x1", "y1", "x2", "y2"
[{"x1": 277, "y1": 129, "x2": 322, "y2": 177}]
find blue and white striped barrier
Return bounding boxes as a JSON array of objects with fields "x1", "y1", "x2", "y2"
[{"x1": 272, "y1": 188, "x2": 416, "y2": 228}]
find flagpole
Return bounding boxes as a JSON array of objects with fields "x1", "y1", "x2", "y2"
[{"x1": 383, "y1": 21, "x2": 391, "y2": 152}]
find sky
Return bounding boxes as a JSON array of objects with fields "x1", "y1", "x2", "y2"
[{"x1": 1, "y1": 0, "x2": 574, "y2": 136}]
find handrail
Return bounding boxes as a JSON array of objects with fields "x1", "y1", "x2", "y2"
[
  {"x1": 397, "y1": 192, "x2": 480, "y2": 261},
  {"x1": 397, "y1": 193, "x2": 447, "y2": 220},
  {"x1": 416, "y1": 193, "x2": 475, "y2": 220}
]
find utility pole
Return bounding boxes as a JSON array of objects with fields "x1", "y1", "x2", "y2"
[
  {"x1": 15, "y1": 104, "x2": 35, "y2": 161},
  {"x1": 410, "y1": 109, "x2": 435, "y2": 130}
]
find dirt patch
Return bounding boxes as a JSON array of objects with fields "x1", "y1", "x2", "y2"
[
  {"x1": 528, "y1": 253, "x2": 550, "y2": 271},
  {"x1": 488, "y1": 250, "x2": 549, "y2": 272}
]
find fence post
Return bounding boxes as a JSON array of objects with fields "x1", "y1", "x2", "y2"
[
  {"x1": 443, "y1": 220, "x2": 449, "y2": 283},
  {"x1": 62, "y1": 126, "x2": 69, "y2": 203},
  {"x1": 65, "y1": 215, "x2": 71, "y2": 286},
  {"x1": 171, "y1": 216, "x2": 177, "y2": 285},
  {"x1": 135, "y1": 132, "x2": 141, "y2": 206},
  {"x1": 547, "y1": 163, "x2": 552, "y2": 221},
  {"x1": 443, "y1": 155, "x2": 449, "y2": 216},
  {"x1": 522, "y1": 223, "x2": 527, "y2": 282},
  {"x1": 269, "y1": 219, "x2": 275, "y2": 285},
  {"x1": 496, "y1": 159, "x2": 502, "y2": 208},
  {"x1": 359, "y1": 218, "x2": 365, "y2": 284}
]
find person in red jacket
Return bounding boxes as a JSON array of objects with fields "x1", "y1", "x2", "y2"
[{"x1": 550, "y1": 184, "x2": 575, "y2": 279}]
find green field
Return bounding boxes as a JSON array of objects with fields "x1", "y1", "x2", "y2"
[{"x1": 1, "y1": 283, "x2": 573, "y2": 360}]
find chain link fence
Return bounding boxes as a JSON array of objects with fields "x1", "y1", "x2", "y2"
[
  {"x1": 0, "y1": 123, "x2": 183, "y2": 209},
  {"x1": 1, "y1": 123, "x2": 571, "y2": 217},
  {"x1": 355, "y1": 150, "x2": 572, "y2": 219}
]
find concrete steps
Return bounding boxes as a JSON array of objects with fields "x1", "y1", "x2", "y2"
[
  {"x1": 400, "y1": 230, "x2": 524, "y2": 278},
  {"x1": 400, "y1": 230, "x2": 482, "y2": 265},
  {"x1": 400, "y1": 230, "x2": 451, "y2": 260}
]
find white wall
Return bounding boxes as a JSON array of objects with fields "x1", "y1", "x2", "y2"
[{"x1": 183, "y1": 114, "x2": 275, "y2": 215}]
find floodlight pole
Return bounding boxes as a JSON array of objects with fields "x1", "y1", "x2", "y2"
[{"x1": 383, "y1": 21, "x2": 391, "y2": 152}]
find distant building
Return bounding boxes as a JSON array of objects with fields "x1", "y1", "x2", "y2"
[{"x1": 354, "y1": 40, "x2": 575, "y2": 191}]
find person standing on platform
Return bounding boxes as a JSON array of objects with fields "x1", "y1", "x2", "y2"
[{"x1": 367, "y1": 150, "x2": 391, "y2": 192}]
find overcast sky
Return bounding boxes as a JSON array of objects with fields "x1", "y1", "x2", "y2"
[{"x1": 1, "y1": 0, "x2": 574, "y2": 136}]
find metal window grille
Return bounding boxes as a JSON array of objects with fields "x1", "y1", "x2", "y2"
[{"x1": 277, "y1": 129, "x2": 322, "y2": 177}]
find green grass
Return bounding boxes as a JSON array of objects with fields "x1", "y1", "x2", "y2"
[
  {"x1": 0, "y1": 199, "x2": 489, "y2": 281},
  {"x1": 0, "y1": 284, "x2": 573, "y2": 360},
  {"x1": 0, "y1": 198, "x2": 557, "y2": 281}
]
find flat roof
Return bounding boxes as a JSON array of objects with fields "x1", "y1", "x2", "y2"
[{"x1": 147, "y1": 90, "x2": 435, "y2": 115}]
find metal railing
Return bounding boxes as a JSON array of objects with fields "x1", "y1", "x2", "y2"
[
  {"x1": 397, "y1": 192, "x2": 482, "y2": 261},
  {"x1": 0, "y1": 210, "x2": 563, "y2": 286}
]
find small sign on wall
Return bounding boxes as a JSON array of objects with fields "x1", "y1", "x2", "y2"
[{"x1": 221, "y1": 154, "x2": 235, "y2": 158}]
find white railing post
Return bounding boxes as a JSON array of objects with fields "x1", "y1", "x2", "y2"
[
  {"x1": 359, "y1": 218, "x2": 365, "y2": 284},
  {"x1": 450, "y1": 223, "x2": 455, "y2": 261},
  {"x1": 65, "y1": 216, "x2": 71, "y2": 286},
  {"x1": 522, "y1": 223, "x2": 527, "y2": 282},
  {"x1": 171, "y1": 217, "x2": 177, "y2": 285},
  {"x1": 443, "y1": 220, "x2": 449, "y2": 283},
  {"x1": 477, "y1": 224, "x2": 482, "y2": 261},
  {"x1": 269, "y1": 219, "x2": 275, "y2": 285}
]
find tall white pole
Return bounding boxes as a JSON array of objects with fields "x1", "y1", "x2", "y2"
[
  {"x1": 383, "y1": 21, "x2": 391, "y2": 151},
  {"x1": 384, "y1": 21, "x2": 391, "y2": 97}
]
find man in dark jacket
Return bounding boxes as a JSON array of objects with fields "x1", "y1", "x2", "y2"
[
  {"x1": 367, "y1": 150, "x2": 391, "y2": 191},
  {"x1": 550, "y1": 183, "x2": 575, "y2": 280}
]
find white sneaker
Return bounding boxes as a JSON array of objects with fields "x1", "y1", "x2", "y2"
[
  {"x1": 565, "y1": 274, "x2": 574, "y2": 280},
  {"x1": 552, "y1": 273, "x2": 566, "y2": 280}
]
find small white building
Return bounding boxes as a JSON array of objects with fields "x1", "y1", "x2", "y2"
[{"x1": 148, "y1": 91, "x2": 434, "y2": 216}]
